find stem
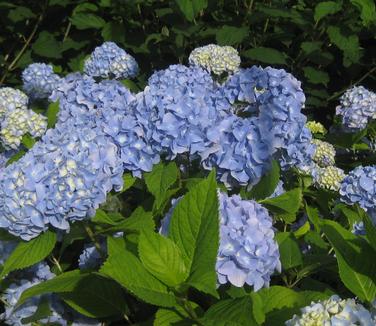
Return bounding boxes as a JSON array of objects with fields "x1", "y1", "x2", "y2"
[
  {"x1": 51, "y1": 255, "x2": 63, "y2": 273},
  {"x1": 62, "y1": 21, "x2": 72, "y2": 42},
  {"x1": 327, "y1": 66, "x2": 376, "y2": 102},
  {"x1": 84, "y1": 224, "x2": 106, "y2": 259}
]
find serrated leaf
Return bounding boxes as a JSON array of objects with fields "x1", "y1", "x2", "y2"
[
  {"x1": 59, "y1": 274, "x2": 127, "y2": 318},
  {"x1": 243, "y1": 47, "x2": 287, "y2": 65},
  {"x1": 258, "y1": 286, "x2": 329, "y2": 325},
  {"x1": 322, "y1": 219, "x2": 376, "y2": 302},
  {"x1": 21, "y1": 134, "x2": 36, "y2": 149},
  {"x1": 32, "y1": 31, "x2": 62, "y2": 58},
  {"x1": 216, "y1": 25, "x2": 248, "y2": 45},
  {"x1": 303, "y1": 67, "x2": 329, "y2": 86},
  {"x1": 1, "y1": 231, "x2": 56, "y2": 278},
  {"x1": 260, "y1": 188, "x2": 302, "y2": 223},
  {"x1": 144, "y1": 162, "x2": 179, "y2": 210},
  {"x1": 201, "y1": 296, "x2": 259, "y2": 326},
  {"x1": 154, "y1": 303, "x2": 200, "y2": 326},
  {"x1": 8, "y1": 6, "x2": 35, "y2": 22},
  {"x1": 70, "y1": 13, "x2": 106, "y2": 30},
  {"x1": 247, "y1": 160, "x2": 280, "y2": 200},
  {"x1": 175, "y1": 0, "x2": 208, "y2": 21},
  {"x1": 350, "y1": 0, "x2": 376, "y2": 25},
  {"x1": 169, "y1": 170, "x2": 219, "y2": 297},
  {"x1": 139, "y1": 230, "x2": 188, "y2": 287},
  {"x1": 100, "y1": 245, "x2": 176, "y2": 307},
  {"x1": 275, "y1": 232, "x2": 303, "y2": 269},
  {"x1": 120, "y1": 173, "x2": 136, "y2": 192},
  {"x1": 314, "y1": 1, "x2": 342, "y2": 22}
]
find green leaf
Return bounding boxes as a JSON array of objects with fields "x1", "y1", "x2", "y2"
[
  {"x1": 327, "y1": 26, "x2": 361, "y2": 66},
  {"x1": 21, "y1": 134, "x2": 36, "y2": 149},
  {"x1": 121, "y1": 173, "x2": 136, "y2": 192},
  {"x1": 247, "y1": 160, "x2": 280, "y2": 200},
  {"x1": 303, "y1": 67, "x2": 330, "y2": 86},
  {"x1": 1, "y1": 231, "x2": 56, "y2": 278},
  {"x1": 169, "y1": 170, "x2": 219, "y2": 297},
  {"x1": 100, "y1": 244, "x2": 176, "y2": 307},
  {"x1": 21, "y1": 297, "x2": 51, "y2": 324},
  {"x1": 258, "y1": 286, "x2": 329, "y2": 325},
  {"x1": 201, "y1": 296, "x2": 259, "y2": 326},
  {"x1": 92, "y1": 209, "x2": 120, "y2": 226},
  {"x1": 154, "y1": 303, "x2": 200, "y2": 326},
  {"x1": 301, "y1": 42, "x2": 322, "y2": 55},
  {"x1": 144, "y1": 162, "x2": 179, "y2": 210},
  {"x1": 59, "y1": 274, "x2": 127, "y2": 318},
  {"x1": 175, "y1": 0, "x2": 208, "y2": 21},
  {"x1": 139, "y1": 230, "x2": 188, "y2": 287},
  {"x1": 260, "y1": 189, "x2": 302, "y2": 223},
  {"x1": 70, "y1": 13, "x2": 106, "y2": 30},
  {"x1": 243, "y1": 47, "x2": 287, "y2": 65},
  {"x1": 314, "y1": 1, "x2": 342, "y2": 22},
  {"x1": 47, "y1": 101, "x2": 59, "y2": 128},
  {"x1": 350, "y1": 0, "x2": 376, "y2": 25},
  {"x1": 32, "y1": 31, "x2": 61, "y2": 58},
  {"x1": 363, "y1": 213, "x2": 376, "y2": 251},
  {"x1": 101, "y1": 22, "x2": 126, "y2": 43},
  {"x1": 216, "y1": 25, "x2": 249, "y2": 45},
  {"x1": 305, "y1": 204, "x2": 321, "y2": 231},
  {"x1": 8, "y1": 6, "x2": 35, "y2": 23},
  {"x1": 275, "y1": 232, "x2": 303, "y2": 269},
  {"x1": 5, "y1": 150, "x2": 26, "y2": 166},
  {"x1": 322, "y1": 219, "x2": 376, "y2": 302}
]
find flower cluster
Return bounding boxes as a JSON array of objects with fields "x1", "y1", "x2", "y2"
[
  {"x1": 84, "y1": 42, "x2": 138, "y2": 79},
  {"x1": 78, "y1": 242, "x2": 105, "y2": 270},
  {"x1": 340, "y1": 166, "x2": 376, "y2": 224},
  {"x1": 22, "y1": 63, "x2": 61, "y2": 100},
  {"x1": 216, "y1": 192, "x2": 281, "y2": 289},
  {"x1": 312, "y1": 139, "x2": 336, "y2": 167},
  {"x1": 306, "y1": 120, "x2": 327, "y2": 135},
  {"x1": 336, "y1": 86, "x2": 376, "y2": 131},
  {"x1": 285, "y1": 295, "x2": 376, "y2": 325},
  {"x1": 188, "y1": 44, "x2": 241, "y2": 76},
  {"x1": 352, "y1": 221, "x2": 366, "y2": 235},
  {"x1": 0, "y1": 87, "x2": 47, "y2": 149},
  {"x1": 312, "y1": 165, "x2": 346, "y2": 192},
  {"x1": 160, "y1": 193, "x2": 281, "y2": 290}
]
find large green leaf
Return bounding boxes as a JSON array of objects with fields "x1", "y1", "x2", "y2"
[
  {"x1": 216, "y1": 26, "x2": 249, "y2": 45},
  {"x1": 144, "y1": 162, "x2": 179, "y2": 210},
  {"x1": 154, "y1": 302, "x2": 200, "y2": 326},
  {"x1": 303, "y1": 67, "x2": 330, "y2": 86},
  {"x1": 47, "y1": 101, "x2": 59, "y2": 128},
  {"x1": 32, "y1": 31, "x2": 62, "y2": 58},
  {"x1": 258, "y1": 286, "x2": 329, "y2": 325},
  {"x1": 314, "y1": 1, "x2": 342, "y2": 22},
  {"x1": 247, "y1": 160, "x2": 280, "y2": 200},
  {"x1": 201, "y1": 296, "x2": 259, "y2": 326},
  {"x1": 175, "y1": 0, "x2": 208, "y2": 21},
  {"x1": 275, "y1": 232, "x2": 303, "y2": 269},
  {"x1": 70, "y1": 13, "x2": 106, "y2": 30},
  {"x1": 100, "y1": 242, "x2": 176, "y2": 307},
  {"x1": 350, "y1": 0, "x2": 376, "y2": 25},
  {"x1": 322, "y1": 219, "x2": 376, "y2": 302},
  {"x1": 1, "y1": 231, "x2": 56, "y2": 278},
  {"x1": 139, "y1": 230, "x2": 188, "y2": 287},
  {"x1": 169, "y1": 170, "x2": 219, "y2": 296},
  {"x1": 243, "y1": 47, "x2": 287, "y2": 65}
]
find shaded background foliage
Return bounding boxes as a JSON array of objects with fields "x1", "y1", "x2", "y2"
[{"x1": 0, "y1": 0, "x2": 375, "y2": 127}]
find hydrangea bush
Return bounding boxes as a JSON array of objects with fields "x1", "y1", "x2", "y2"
[{"x1": 0, "y1": 41, "x2": 375, "y2": 325}]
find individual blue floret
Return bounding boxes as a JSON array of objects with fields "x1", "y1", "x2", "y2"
[
  {"x1": 84, "y1": 42, "x2": 138, "y2": 79},
  {"x1": 22, "y1": 63, "x2": 61, "y2": 100}
]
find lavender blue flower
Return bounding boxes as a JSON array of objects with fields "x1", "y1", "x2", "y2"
[
  {"x1": 340, "y1": 166, "x2": 376, "y2": 214},
  {"x1": 189, "y1": 44, "x2": 241, "y2": 76},
  {"x1": 84, "y1": 42, "x2": 138, "y2": 79},
  {"x1": 22, "y1": 63, "x2": 61, "y2": 99},
  {"x1": 336, "y1": 86, "x2": 376, "y2": 131},
  {"x1": 352, "y1": 221, "x2": 366, "y2": 236},
  {"x1": 78, "y1": 242, "x2": 105, "y2": 270},
  {"x1": 160, "y1": 193, "x2": 281, "y2": 290},
  {"x1": 0, "y1": 240, "x2": 17, "y2": 265},
  {"x1": 285, "y1": 295, "x2": 376, "y2": 325}
]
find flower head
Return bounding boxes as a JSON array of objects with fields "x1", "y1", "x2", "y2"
[
  {"x1": 312, "y1": 139, "x2": 336, "y2": 167},
  {"x1": 306, "y1": 121, "x2": 327, "y2": 135},
  {"x1": 0, "y1": 87, "x2": 28, "y2": 119},
  {"x1": 313, "y1": 165, "x2": 345, "y2": 191},
  {"x1": 22, "y1": 63, "x2": 61, "y2": 99},
  {"x1": 336, "y1": 86, "x2": 376, "y2": 131},
  {"x1": 84, "y1": 42, "x2": 138, "y2": 79}
]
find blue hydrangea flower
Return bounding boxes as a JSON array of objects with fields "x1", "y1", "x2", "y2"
[
  {"x1": 285, "y1": 295, "x2": 376, "y2": 325},
  {"x1": 160, "y1": 193, "x2": 281, "y2": 290},
  {"x1": 340, "y1": 165, "x2": 376, "y2": 213},
  {"x1": 0, "y1": 240, "x2": 17, "y2": 266},
  {"x1": 189, "y1": 44, "x2": 241, "y2": 76},
  {"x1": 352, "y1": 221, "x2": 366, "y2": 236},
  {"x1": 336, "y1": 86, "x2": 376, "y2": 131},
  {"x1": 84, "y1": 42, "x2": 138, "y2": 79},
  {"x1": 268, "y1": 180, "x2": 285, "y2": 198},
  {"x1": 216, "y1": 192, "x2": 281, "y2": 289},
  {"x1": 22, "y1": 63, "x2": 61, "y2": 99},
  {"x1": 78, "y1": 242, "x2": 105, "y2": 270}
]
